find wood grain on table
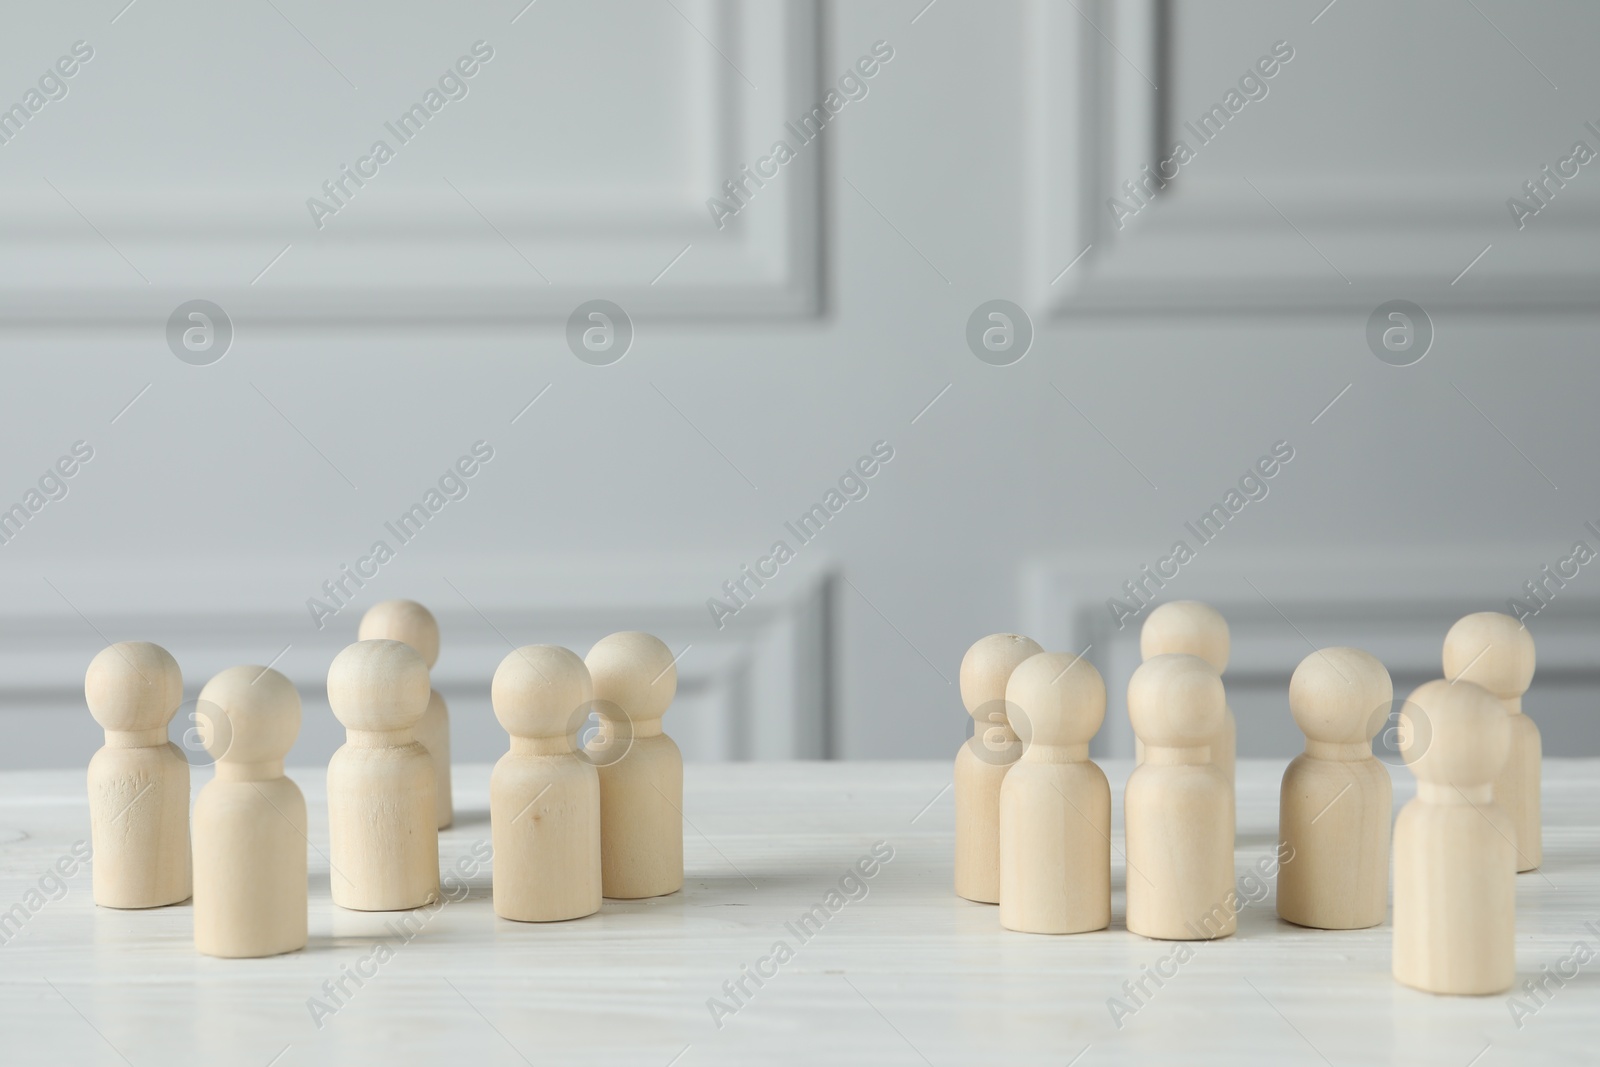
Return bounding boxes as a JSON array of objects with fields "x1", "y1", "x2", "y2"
[{"x1": 0, "y1": 760, "x2": 1592, "y2": 1066}]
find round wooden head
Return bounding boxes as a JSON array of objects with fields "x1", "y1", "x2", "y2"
[
  {"x1": 196, "y1": 665, "x2": 301, "y2": 764},
  {"x1": 959, "y1": 633, "x2": 1044, "y2": 723},
  {"x1": 326, "y1": 639, "x2": 430, "y2": 732},
  {"x1": 1127, "y1": 653, "x2": 1225, "y2": 749},
  {"x1": 85, "y1": 642, "x2": 183, "y2": 733},
  {"x1": 358, "y1": 599, "x2": 440, "y2": 669},
  {"x1": 1139, "y1": 601, "x2": 1230, "y2": 672},
  {"x1": 585, "y1": 632, "x2": 676, "y2": 722},
  {"x1": 1288, "y1": 647, "x2": 1393, "y2": 746},
  {"x1": 1399, "y1": 678, "x2": 1510, "y2": 787},
  {"x1": 492, "y1": 645, "x2": 592, "y2": 739},
  {"x1": 1443, "y1": 612, "x2": 1535, "y2": 703},
  {"x1": 1005, "y1": 652, "x2": 1105, "y2": 749}
]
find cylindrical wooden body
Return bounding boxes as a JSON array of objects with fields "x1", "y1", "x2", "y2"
[
  {"x1": 327, "y1": 740, "x2": 438, "y2": 911},
  {"x1": 417, "y1": 689, "x2": 453, "y2": 830},
  {"x1": 593, "y1": 732, "x2": 683, "y2": 899},
  {"x1": 1277, "y1": 751, "x2": 1391, "y2": 929},
  {"x1": 1125, "y1": 758, "x2": 1235, "y2": 940},
  {"x1": 490, "y1": 753, "x2": 601, "y2": 921},
  {"x1": 999, "y1": 756, "x2": 1111, "y2": 934},
  {"x1": 1498, "y1": 713, "x2": 1541, "y2": 872},
  {"x1": 1392, "y1": 791, "x2": 1516, "y2": 994},
  {"x1": 193, "y1": 775, "x2": 307, "y2": 957},
  {"x1": 954, "y1": 739, "x2": 1014, "y2": 904},
  {"x1": 87, "y1": 741, "x2": 192, "y2": 909}
]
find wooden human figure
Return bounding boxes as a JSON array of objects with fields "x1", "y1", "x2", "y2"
[
  {"x1": 1277, "y1": 647, "x2": 1393, "y2": 930},
  {"x1": 999, "y1": 652, "x2": 1110, "y2": 934},
  {"x1": 1443, "y1": 612, "x2": 1539, "y2": 872},
  {"x1": 1138, "y1": 601, "x2": 1234, "y2": 785},
  {"x1": 84, "y1": 642, "x2": 192, "y2": 909},
  {"x1": 1125, "y1": 653, "x2": 1235, "y2": 940},
  {"x1": 326, "y1": 639, "x2": 439, "y2": 911},
  {"x1": 192, "y1": 665, "x2": 307, "y2": 958},
  {"x1": 585, "y1": 632, "x2": 682, "y2": 899},
  {"x1": 955, "y1": 633, "x2": 1044, "y2": 904},
  {"x1": 359, "y1": 599, "x2": 453, "y2": 829},
  {"x1": 1393, "y1": 678, "x2": 1516, "y2": 995},
  {"x1": 491, "y1": 645, "x2": 601, "y2": 921}
]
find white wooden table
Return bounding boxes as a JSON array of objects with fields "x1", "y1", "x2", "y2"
[{"x1": 0, "y1": 760, "x2": 1593, "y2": 1065}]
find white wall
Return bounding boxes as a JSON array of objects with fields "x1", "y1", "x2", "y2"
[{"x1": 2, "y1": 0, "x2": 1597, "y2": 769}]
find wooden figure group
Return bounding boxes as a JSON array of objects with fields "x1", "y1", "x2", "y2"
[
  {"x1": 84, "y1": 601, "x2": 684, "y2": 959},
  {"x1": 359, "y1": 599, "x2": 454, "y2": 830},
  {"x1": 81, "y1": 587, "x2": 1544, "y2": 996},
  {"x1": 954, "y1": 603, "x2": 1541, "y2": 998},
  {"x1": 961, "y1": 603, "x2": 1238, "y2": 940},
  {"x1": 488, "y1": 630, "x2": 683, "y2": 920}
]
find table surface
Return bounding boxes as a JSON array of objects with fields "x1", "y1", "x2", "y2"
[{"x1": 0, "y1": 759, "x2": 1593, "y2": 1066}]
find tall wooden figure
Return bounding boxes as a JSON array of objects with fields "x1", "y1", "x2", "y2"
[
  {"x1": 1125, "y1": 653, "x2": 1235, "y2": 940},
  {"x1": 1138, "y1": 601, "x2": 1235, "y2": 785},
  {"x1": 192, "y1": 665, "x2": 307, "y2": 958},
  {"x1": 491, "y1": 645, "x2": 601, "y2": 921},
  {"x1": 326, "y1": 639, "x2": 439, "y2": 911},
  {"x1": 956, "y1": 633, "x2": 1043, "y2": 904},
  {"x1": 1444, "y1": 612, "x2": 1539, "y2": 871},
  {"x1": 1277, "y1": 647, "x2": 1392, "y2": 929},
  {"x1": 360, "y1": 599, "x2": 453, "y2": 829},
  {"x1": 85, "y1": 642, "x2": 191, "y2": 908},
  {"x1": 999, "y1": 652, "x2": 1111, "y2": 934},
  {"x1": 585, "y1": 632, "x2": 682, "y2": 899},
  {"x1": 1393, "y1": 678, "x2": 1516, "y2": 994}
]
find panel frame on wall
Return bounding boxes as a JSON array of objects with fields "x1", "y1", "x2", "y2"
[
  {"x1": 0, "y1": 0, "x2": 821, "y2": 325},
  {"x1": 1027, "y1": 0, "x2": 1600, "y2": 316}
]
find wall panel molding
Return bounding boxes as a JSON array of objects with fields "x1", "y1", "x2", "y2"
[
  {"x1": 1028, "y1": 0, "x2": 1600, "y2": 316},
  {"x1": 0, "y1": 0, "x2": 821, "y2": 325}
]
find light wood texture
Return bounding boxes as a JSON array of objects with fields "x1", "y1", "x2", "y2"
[
  {"x1": 1392, "y1": 678, "x2": 1517, "y2": 995},
  {"x1": 1277, "y1": 647, "x2": 1393, "y2": 930},
  {"x1": 83, "y1": 641, "x2": 191, "y2": 909},
  {"x1": 325, "y1": 639, "x2": 439, "y2": 912},
  {"x1": 359, "y1": 600, "x2": 453, "y2": 830},
  {"x1": 191, "y1": 665, "x2": 307, "y2": 958},
  {"x1": 585, "y1": 632, "x2": 683, "y2": 899},
  {"x1": 1444, "y1": 611, "x2": 1540, "y2": 872},
  {"x1": 490, "y1": 645, "x2": 601, "y2": 922},
  {"x1": 955, "y1": 633, "x2": 1043, "y2": 904},
  {"x1": 1125, "y1": 653, "x2": 1235, "y2": 940},
  {"x1": 1137, "y1": 601, "x2": 1236, "y2": 785},
  {"x1": 999, "y1": 652, "x2": 1110, "y2": 934},
  {"x1": 2, "y1": 759, "x2": 1597, "y2": 1062}
]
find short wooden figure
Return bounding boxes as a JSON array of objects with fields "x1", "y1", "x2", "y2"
[
  {"x1": 491, "y1": 644, "x2": 601, "y2": 921},
  {"x1": 84, "y1": 641, "x2": 191, "y2": 909},
  {"x1": 999, "y1": 651, "x2": 1110, "y2": 934},
  {"x1": 1125, "y1": 653, "x2": 1235, "y2": 940},
  {"x1": 1138, "y1": 601, "x2": 1235, "y2": 784},
  {"x1": 326, "y1": 639, "x2": 439, "y2": 911},
  {"x1": 1277, "y1": 647, "x2": 1392, "y2": 930},
  {"x1": 1443, "y1": 612, "x2": 1539, "y2": 871},
  {"x1": 956, "y1": 633, "x2": 1044, "y2": 904},
  {"x1": 360, "y1": 599, "x2": 453, "y2": 829},
  {"x1": 192, "y1": 665, "x2": 307, "y2": 958},
  {"x1": 585, "y1": 632, "x2": 682, "y2": 899},
  {"x1": 1392, "y1": 678, "x2": 1516, "y2": 995}
]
